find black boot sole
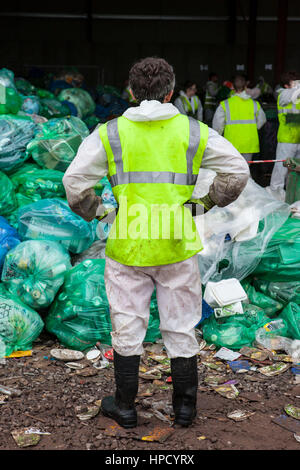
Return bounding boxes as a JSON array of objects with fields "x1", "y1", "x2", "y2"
[
  {"x1": 101, "y1": 408, "x2": 137, "y2": 429},
  {"x1": 101, "y1": 397, "x2": 137, "y2": 429}
]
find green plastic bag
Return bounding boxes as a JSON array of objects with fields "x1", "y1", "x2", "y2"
[
  {"x1": 241, "y1": 280, "x2": 284, "y2": 317},
  {"x1": 201, "y1": 303, "x2": 270, "y2": 350},
  {"x1": 144, "y1": 291, "x2": 162, "y2": 343},
  {"x1": 0, "y1": 170, "x2": 17, "y2": 216},
  {"x1": 26, "y1": 116, "x2": 89, "y2": 171},
  {"x1": 0, "y1": 291, "x2": 44, "y2": 357},
  {"x1": 39, "y1": 98, "x2": 70, "y2": 119},
  {"x1": 46, "y1": 259, "x2": 162, "y2": 351},
  {"x1": 18, "y1": 198, "x2": 98, "y2": 254},
  {"x1": 58, "y1": 88, "x2": 96, "y2": 119},
  {"x1": 2, "y1": 240, "x2": 71, "y2": 310},
  {"x1": 252, "y1": 218, "x2": 300, "y2": 282},
  {"x1": 10, "y1": 164, "x2": 65, "y2": 201},
  {"x1": 278, "y1": 302, "x2": 300, "y2": 340},
  {"x1": 0, "y1": 69, "x2": 22, "y2": 115},
  {"x1": 253, "y1": 279, "x2": 300, "y2": 306},
  {"x1": 46, "y1": 259, "x2": 112, "y2": 350},
  {"x1": 15, "y1": 78, "x2": 36, "y2": 96},
  {"x1": 0, "y1": 115, "x2": 36, "y2": 173}
]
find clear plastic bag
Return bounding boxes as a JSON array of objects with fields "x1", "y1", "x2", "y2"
[
  {"x1": 71, "y1": 240, "x2": 106, "y2": 266},
  {"x1": 18, "y1": 198, "x2": 98, "y2": 254},
  {"x1": 26, "y1": 116, "x2": 89, "y2": 171},
  {"x1": 0, "y1": 292, "x2": 44, "y2": 357},
  {"x1": 196, "y1": 178, "x2": 291, "y2": 284},
  {"x1": 10, "y1": 164, "x2": 65, "y2": 201},
  {"x1": 0, "y1": 115, "x2": 36, "y2": 173},
  {"x1": 58, "y1": 88, "x2": 96, "y2": 119},
  {"x1": 39, "y1": 98, "x2": 70, "y2": 119},
  {"x1": 2, "y1": 240, "x2": 71, "y2": 310}
]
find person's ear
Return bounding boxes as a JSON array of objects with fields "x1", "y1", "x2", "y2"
[
  {"x1": 129, "y1": 88, "x2": 136, "y2": 100},
  {"x1": 164, "y1": 90, "x2": 174, "y2": 103}
]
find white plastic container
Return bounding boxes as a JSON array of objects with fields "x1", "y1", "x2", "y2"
[{"x1": 204, "y1": 279, "x2": 248, "y2": 308}]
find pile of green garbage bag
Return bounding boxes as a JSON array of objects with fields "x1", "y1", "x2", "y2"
[
  {"x1": 26, "y1": 116, "x2": 89, "y2": 171},
  {"x1": 201, "y1": 303, "x2": 270, "y2": 350},
  {"x1": 0, "y1": 170, "x2": 18, "y2": 217},
  {"x1": 1, "y1": 240, "x2": 71, "y2": 310},
  {"x1": 10, "y1": 163, "x2": 65, "y2": 201},
  {"x1": 46, "y1": 259, "x2": 112, "y2": 350},
  {"x1": 0, "y1": 68, "x2": 22, "y2": 115},
  {"x1": 0, "y1": 115, "x2": 36, "y2": 173},
  {"x1": 46, "y1": 259, "x2": 162, "y2": 351},
  {"x1": 18, "y1": 198, "x2": 98, "y2": 254},
  {"x1": 58, "y1": 88, "x2": 96, "y2": 119},
  {"x1": 15, "y1": 77, "x2": 36, "y2": 96},
  {"x1": 252, "y1": 217, "x2": 300, "y2": 282},
  {"x1": 39, "y1": 98, "x2": 70, "y2": 119},
  {"x1": 0, "y1": 289, "x2": 44, "y2": 357}
]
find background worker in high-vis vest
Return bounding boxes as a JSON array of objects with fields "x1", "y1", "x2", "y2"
[
  {"x1": 212, "y1": 74, "x2": 266, "y2": 162},
  {"x1": 63, "y1": 57, "x2": 249, "y2": 429},
  {"x1": 174, "y1": 80, "x2": 203, "y2": 121},
  {"x1": 269, "y1": 71, "x2": 300, "y2": 193},
  {"x1": 204, "y1": 72, "x2": 220, "y2": 126}
]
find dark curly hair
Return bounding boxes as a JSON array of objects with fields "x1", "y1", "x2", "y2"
[{"x1": 128, "y1": 57, "x2": 175, "y2": 104}]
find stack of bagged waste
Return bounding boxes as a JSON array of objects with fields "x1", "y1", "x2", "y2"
[
  {"x1": 26, "y1": 115, "x2": 89, "y2": 171},
  {"x1": 45, "y1": 259, "x2": 161, "y2": 351},
  {"x1": 197, "y1": 175, "x2": 300, "y2": 355},
  {"x1": 0, "y1": 115, "x2": 37, "y2": 173}
]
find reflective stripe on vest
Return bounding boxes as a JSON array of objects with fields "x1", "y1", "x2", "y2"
[
  {"x1": 224, "y1": 98, "x2": 258, "y2": 124},
  {"x1": 106, "y1": 116, "x2": 201, "y2": 187},
  {"x1": 179, "y1": 95, "x2": 199, "y2": 114}
]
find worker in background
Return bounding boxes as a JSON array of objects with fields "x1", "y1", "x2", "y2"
[
  {"x1": 212, "y1": 74, "x2": 267, "y2": 162},
  {"x1": 269, "y1": 71, "x2": 300, "y2": 194},
  {"x1": 63, "y1": 57, "x2": 249, "y2": 429},
  {"x1": 174, "y1": 80, "x2": 203, "y2": 121},
  {"x1": 204, "y1": 72, "x2": 219, "y2": 126}
]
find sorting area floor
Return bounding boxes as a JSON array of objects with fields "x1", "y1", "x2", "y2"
[{"x1": 1, "y1": 331, "x2": 300, "y2": 450}]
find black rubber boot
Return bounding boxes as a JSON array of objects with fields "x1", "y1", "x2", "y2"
[
  {"x1": 101, "y1": 351, "x2": 140, "y2": 429},
  {"x1": 170, "y1": 355, "x2": 198, "y2": 427}
]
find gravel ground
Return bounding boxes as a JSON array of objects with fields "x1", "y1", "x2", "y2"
[{"x1": 1, "y1": 331, "x2": 300, "y2": 451}]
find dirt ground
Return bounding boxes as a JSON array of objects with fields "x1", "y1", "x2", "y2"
[{"x1": 1, "y1": 331, "x2": 300, "y2": 451}]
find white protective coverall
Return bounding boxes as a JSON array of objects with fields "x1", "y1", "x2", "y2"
[
  {"x1": 174, "y1": 91, "x2": 203, "y2": 121},
  {"x1": 270, "y1": 85, "x2": 300, "y2": 191},
  {"x1": 212, "y1": 90, "x2": 267, "y2": 161},
  {"x1": 63, "y1": 100, "x2": 249, "y2": 358}
]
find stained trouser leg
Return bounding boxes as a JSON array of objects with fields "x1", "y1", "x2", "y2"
[
  {"x1": 102, "y1": 256, "x2": 155, "y2": 428},
  {"x1": 154, "y1": 255, "x2": 202, "y2": 426}
]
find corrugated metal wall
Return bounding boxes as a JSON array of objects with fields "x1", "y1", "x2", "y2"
[{"x1": 0, "y1": 1, "x2": 299, "y2": 89}]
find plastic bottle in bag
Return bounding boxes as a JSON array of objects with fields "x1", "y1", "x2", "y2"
[{"x1": 17, "y1": 198, "x2": 98, "y2": 254}]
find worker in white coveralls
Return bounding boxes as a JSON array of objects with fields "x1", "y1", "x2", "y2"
[
  {"x1": 174, "y1": 80, "x2": 203, "y2": 121},
  {"x1": 63, "y1": 57, "x2": 249, "y2": 429},
  {"x1": 269, "y1": 71, "x2": 300, "y2": 193},
  {"x1": 212, "y1": 74, "x2": 266, "y2": 162}
]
